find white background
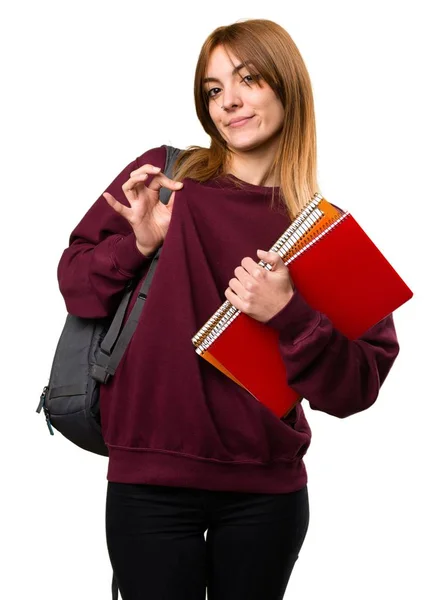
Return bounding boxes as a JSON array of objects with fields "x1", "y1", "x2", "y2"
[{"x1": 1, "y1": 0, "x2": 423, "y2": 598}]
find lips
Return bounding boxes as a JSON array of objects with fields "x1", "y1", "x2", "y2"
[{"x1": 227, "y1": 116, "x2": 254, "y2": 127}]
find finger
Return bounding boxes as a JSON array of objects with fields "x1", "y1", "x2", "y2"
[
  {"x1": 122, "y1": 164, "x2": 163, "y2": 197},
  {"x1": 224, "y1": 286, "x2": 243, "y2": 311},
  {"x1": 122, "y1": 171, "x2": 183, "y2": 207},
  {"x1": 124, "y1": 165, "x2": 162, "y2": 197},
  {"x1": 240, "y1": 256, "x2": 264, "y2": 277},
  {"x1": 228, "y1": 277, "x2": 246, "y2": 299},
  {"x1": 256, "y1": 249, "x2": 284, "y2": 271},
  {"x1": 148, "y1": 172, "x2": 184, "y2": 193},
  {"x1": 234, "y1": 265, "x2": 251, "y2": 287},
  {"x1": 103, "y1": 192, "x2": 132, "y2": 219},
  {"x1": 129, "y1": 164, "x2": 162, "y2": 177},
  {"x1": 122, "y1": 172, "x2": 148, "y2": 195}
]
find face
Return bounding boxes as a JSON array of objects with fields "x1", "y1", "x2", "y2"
[{"x1": 204, "y1": 45, "x2": 285, "y2": 154}]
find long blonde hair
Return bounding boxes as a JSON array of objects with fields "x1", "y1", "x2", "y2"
[{"x1": 173, "y1": 19, "x2": 319, "y2": 219}]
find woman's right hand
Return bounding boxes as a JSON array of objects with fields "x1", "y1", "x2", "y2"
[{"x1": 103, "y1": 163, "x2": 184, "y2": 256}]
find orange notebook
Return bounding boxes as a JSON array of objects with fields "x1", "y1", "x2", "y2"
[{"x1": 192, "y1": 194, "x2": 413, "y2": 418}]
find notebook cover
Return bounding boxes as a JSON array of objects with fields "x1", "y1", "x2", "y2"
[
  {"x1": 287, "y1": 213, "x2": 413, "y2": 339},
  {"x1": 201, "y1": 213, "x2": 413, "y2": 417},
  {"x1": 203, "y1": 315, "x2": 301, "y2": 417}
]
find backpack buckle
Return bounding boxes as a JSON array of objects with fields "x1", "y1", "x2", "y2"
[{"x1": 90, "y1": 363, "x2": 112, "y2": 384}]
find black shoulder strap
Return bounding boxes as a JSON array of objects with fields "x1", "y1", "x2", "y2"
[
  {"x1": 90, "y1": 145, "x2": 182, "y2": 385},
  {"x1": 112, "y1": 572, "x2": 119, "y2": 600}
]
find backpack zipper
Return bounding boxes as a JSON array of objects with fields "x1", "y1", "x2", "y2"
[{"x1": 37, "y1": 386, "x2": 54, "y2": 435}]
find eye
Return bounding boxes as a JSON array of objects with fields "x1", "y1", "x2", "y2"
[
  {"x1": 242, "y1": 73, "x2": 261, "y2": 86},
  {"x1": 206, "y1": 87, "x2": 221, "y2": 98}
]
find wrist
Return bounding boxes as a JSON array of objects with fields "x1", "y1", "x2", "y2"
[
  {"x1": 268, "y1": 289, "x2": 294, "y2": 321},
  {"x1": 135, "y1": 240, "x2": 158, "y2": 257}
]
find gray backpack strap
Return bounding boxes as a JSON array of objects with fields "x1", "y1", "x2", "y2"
[
  {"x1": 100, "y1": 284, "x2": 133, "y2": 355},
  {"x1": 159, "y1": 145, "x2": 182, "y2": 204},
  {"x1": 101, "y1": 247, "x2": 161, "y2": 379},
  {"x1": 90, "y1": 145, "x2": 181, "y2": 385}
]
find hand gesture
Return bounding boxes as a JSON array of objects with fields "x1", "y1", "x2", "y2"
[
  {"x1": 225, "y1": 249, "x2": 294, "y2": 322},
  {"x1": 103, "y1": 164, "x2": 184, "y2": 256}
]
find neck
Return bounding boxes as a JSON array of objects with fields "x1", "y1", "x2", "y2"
[{"x1": 225, "y1": 138, "x2": 280, "y2": 187}]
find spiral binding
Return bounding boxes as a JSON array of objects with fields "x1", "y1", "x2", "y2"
[
  {"x1": 258, "y1": 192, "x2": 323, "y2": 268},
  {"x1": 191, "y1": 300, "x2": 233, "y2": 346},
  {"x1": 260, "y1": 207, "x2": 326, "y2": 266},
  {"x1": 191, "y1": 192, "x2": 328, "y2": 350},
  {"x1": 285, "y1": 211, "x2": 350, "y2": 266},
  {"x1": 195, "y1": 306, "x2": 241, "y2": 354}
]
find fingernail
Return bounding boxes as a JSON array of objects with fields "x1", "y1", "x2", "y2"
[
  {"x1": 152, "y1": 166, "x2": 161, "y2": 172},
  {"x1": 175, "y1": 182, "x2": 183, "y2": 188}
]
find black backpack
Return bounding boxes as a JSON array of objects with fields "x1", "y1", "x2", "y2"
[
  {"x1": 36, "y1": 146, "x2": 181, "y2": 600},
  {"x1": 36, "y1": 145, "x2": 182, "y2": 457}
]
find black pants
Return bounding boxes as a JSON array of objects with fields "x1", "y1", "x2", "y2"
[{"x1": 106, "y1": 482, "x2": 309, "y2": 600}]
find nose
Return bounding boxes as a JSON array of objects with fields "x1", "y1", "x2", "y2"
[{"x1": 221, "y1": 84, "x2": 242, "y2": 111}]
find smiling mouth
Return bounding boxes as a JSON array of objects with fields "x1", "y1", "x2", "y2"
[{"x1": 228, "y1": 116, "x2": 254, "y2": 128}]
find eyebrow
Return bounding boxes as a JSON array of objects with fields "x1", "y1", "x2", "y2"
[{"x1": 203, "y1": 63, "x2": 250, "y2": 85}]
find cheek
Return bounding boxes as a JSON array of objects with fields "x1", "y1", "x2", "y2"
[
  {"x1": 208, "y1": 104, "x2": 223, "y2": 129},
  {"x1": 255, "y1": 90, "x2": 284, "y2": 122},
  {"x1": 265, "y1": 101, "x2": 284, "y2": 129}
]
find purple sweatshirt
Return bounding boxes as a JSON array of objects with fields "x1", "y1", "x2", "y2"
[{"x1": 58, "y1": 145, "x2": 400, "y2": 494}]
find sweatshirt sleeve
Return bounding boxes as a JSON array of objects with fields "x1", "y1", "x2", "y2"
[
  {"x1": 265, "y1": 290, "x2": 400, "y2": 418},
  {"x1": 57, "y1": 146, "x2": 167, "y2": 318}
]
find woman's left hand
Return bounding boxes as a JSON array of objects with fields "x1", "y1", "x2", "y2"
[{"x1": 224, "y1": 249, "x2": 294, "y2": 323}]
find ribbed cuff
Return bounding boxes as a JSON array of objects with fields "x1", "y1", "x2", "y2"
[
  {"x1": 265, "y1": 290, "x2": 322, "y2": 345},
  {"x1": 111, "y1": 233, "x2": 150, "y2": 276}
]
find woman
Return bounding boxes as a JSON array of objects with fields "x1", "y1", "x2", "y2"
[{"x1": 58, "y1": 19, "x2": 399, "y2": 600}]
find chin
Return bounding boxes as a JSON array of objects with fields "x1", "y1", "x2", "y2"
[{"x1": 227, "y1": 138, "x2": 266, "y2": 152}]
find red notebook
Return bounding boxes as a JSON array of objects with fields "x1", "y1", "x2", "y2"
[{"x1": 192, "y1": 196, "x2": 413, "y2": 418}]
